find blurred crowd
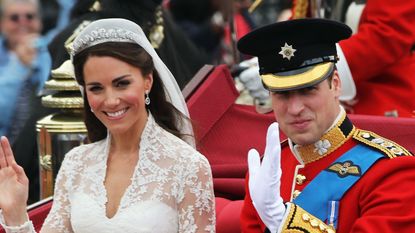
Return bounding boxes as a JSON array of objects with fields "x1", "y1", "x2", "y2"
[{"x1": 0, "y1": 0, "x2": 413, "y2": 204}]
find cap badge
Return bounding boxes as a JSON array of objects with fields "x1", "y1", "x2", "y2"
[{"x1": 279, "y1": 43, "x2": 296, "y2": 60}]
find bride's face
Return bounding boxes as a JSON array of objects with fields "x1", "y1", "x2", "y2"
[{"x1": 83, "y1": 55, "x2": 153, "y2": 135}]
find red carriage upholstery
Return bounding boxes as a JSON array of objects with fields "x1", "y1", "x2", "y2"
[
  {"x1": 28, "y1": 199, "x2": 53, "y2": 232},
  {"x1": 185, "y1": 64, "x2": 275, "y2": 233},
  {"x1": 185, "y1": 64, "x2": 276, "y2": 200}
]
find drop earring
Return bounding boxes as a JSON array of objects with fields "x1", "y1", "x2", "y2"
[{"x1": 145, "y1": 90, "x2": 150, "y2": 105}]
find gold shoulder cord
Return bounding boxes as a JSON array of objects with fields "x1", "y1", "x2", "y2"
[{"x1": 353, "y1": 129, "x2": 412, "y2": 159}]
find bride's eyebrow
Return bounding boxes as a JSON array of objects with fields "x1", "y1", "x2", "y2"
[
  {"x1": 112, "y1": 75, "x2": 131, "y2": 84},
  {"x1": 85, "y1": 75, "x2": 131, "y2": 86}
]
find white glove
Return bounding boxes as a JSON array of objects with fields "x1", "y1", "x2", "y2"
[
  {"x1": 238, "y1": 58, "x2": 270, "y2": 103},
  {"x1": 248, "y1": 122, "x2": 285, "y2": 233}
]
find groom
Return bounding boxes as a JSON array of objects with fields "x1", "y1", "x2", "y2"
[{"x1": 238, "y1": 18, "x2": 415, "y2": 233}]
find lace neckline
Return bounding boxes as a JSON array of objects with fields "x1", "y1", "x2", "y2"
[{"x1": 98, "y1": 114, "x2": 157, "y2": 218}]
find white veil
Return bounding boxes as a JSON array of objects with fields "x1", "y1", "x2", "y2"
[{"x1": 71, "y1": 18, "x2": 195, "y2": 147}]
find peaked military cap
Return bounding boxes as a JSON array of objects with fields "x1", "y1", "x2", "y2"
[{"x1": 237, "y1": 18, "x2": 352, "y2": 92}]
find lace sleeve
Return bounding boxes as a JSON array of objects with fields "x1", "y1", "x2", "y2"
[
  {"x1": 0, "y1": 148, "x2": 81, "y2": 233},
  {"x1": 0, "y1": 212, "x2": 36, "y2": 233},
  {"x1": 178, "y1": 154, "x2": 216, "y2": 233},
  {"x1": 40, "y1": 148, "x2": 82, "y2": 233}
]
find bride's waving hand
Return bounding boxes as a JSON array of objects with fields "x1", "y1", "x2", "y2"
[{"x1": 0, "y1": 136, "x2": 29, "y2": 227}]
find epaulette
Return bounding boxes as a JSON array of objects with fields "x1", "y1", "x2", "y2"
[{"x1": 353, "y1": 129, "x2": 412, "y2": 158}]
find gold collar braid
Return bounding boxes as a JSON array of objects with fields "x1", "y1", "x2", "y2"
[{"x1": 295, "y1": 113, "x2": 355, "y2": 164}]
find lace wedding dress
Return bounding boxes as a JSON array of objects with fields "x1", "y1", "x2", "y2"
[{"x1": 1, "y1": 115, "x2": 215, "y2": 233}]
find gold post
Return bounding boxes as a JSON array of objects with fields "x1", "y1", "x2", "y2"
[{"x1": 248, "y1": 0, "x2": 263, "y2": 13}]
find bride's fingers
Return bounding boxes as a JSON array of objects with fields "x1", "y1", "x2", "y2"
[
  {"x1": 12, "y1": 163, "x2": 28, "y2": 183},
  {"x1": 1, "y1": 136, "x2": 16, "y2": 167},
  {"x1": 0, "y1": 136, "x2": 8, "y2": 168}
]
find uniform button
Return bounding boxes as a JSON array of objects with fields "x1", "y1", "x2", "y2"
[
  {"x1": 292, "y1": 190, "x2": 301, "y2": 199},
  {"x1": 391, "y1": 147, "x2": 403, "y2": 155},
  {"x1": 319, "y1": 223, "x2": 327, "y2": 231},
  {"x1": 381, "y1": 142, "x2": 393, "y2": 148},
  {"x1": 362, "y1": 133, "x2": 370, "y2": 138},
  {"x1": 296, "y1": 174, "x2": 306, "y2": 185},
  {"x1": 326, "y1": 228, "x2": 335, "y2": 233},
  {"x1": 310, "y1": 219, "x2": 319, "y2": 228},
  {"x1": 302, "y1": 213, "x2": 310, "y2": 222}
]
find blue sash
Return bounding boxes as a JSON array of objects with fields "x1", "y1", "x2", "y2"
[{"x1": 293, "y1": 144, "x2": 384, "y2": 227}]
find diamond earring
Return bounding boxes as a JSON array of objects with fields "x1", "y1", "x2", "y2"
[{"x1": 145, "y1": 90, "x2": 150, "y2": 105}]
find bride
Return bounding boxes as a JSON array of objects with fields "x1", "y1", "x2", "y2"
[{"x1": 0, "y1": 18, "x2": 215, "y2": 233}]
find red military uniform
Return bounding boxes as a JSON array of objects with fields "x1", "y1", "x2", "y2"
[
  {"x1": 241, "y1": 113, "x2": 415, "y2": 232},
  {"x1": 339, "y1": 0, "x2": 415, "y2": 117},
  {"x1": 292, "y1": 0, "x2": 415, "y2": 117}
]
